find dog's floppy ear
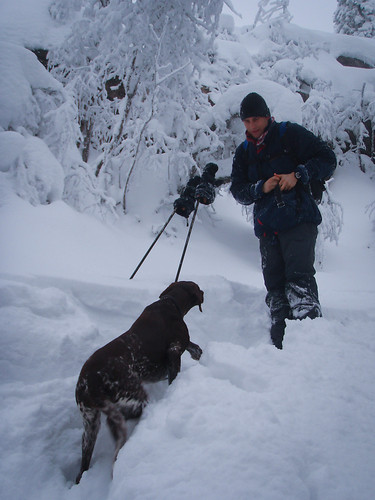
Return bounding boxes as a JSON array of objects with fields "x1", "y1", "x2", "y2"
[
  {"x1": 160, "y1": 281, "x2": 204, "y2": 312},
  {"x1": 196, "y1": 290, "x2": 204, "y2": 312},
  {"x1": 189, "y1": 283, "x2": 204, "y2": 312}
]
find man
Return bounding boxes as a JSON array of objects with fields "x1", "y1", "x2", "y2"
[{"x1": 230, "y1": 92, "x2": 336, "y2": 349}]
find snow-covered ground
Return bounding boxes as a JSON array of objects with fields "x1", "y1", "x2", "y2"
[
  {"x1": 1, "y1": 162, "x2": 375, "y2": 500},
  {"x1": 1, "y1": 1, "x2": 375, "y2": 499}
]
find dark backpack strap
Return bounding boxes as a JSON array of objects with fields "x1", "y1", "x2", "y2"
[
  {"x1": 279, "y1": 121, "x2": 287, "y2": 138},
  {"x1": 278, "y1": 121, "x2": 296, "y2": 161},
  {"x1": 279, "y1": 121, "x2": 325, "y2": 204}
]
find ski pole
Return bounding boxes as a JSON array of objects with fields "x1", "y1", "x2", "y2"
[
  {"x1": 130, "y1": 209, "x2": 176, "y2": 279},
  {"x1": 174, "y1": 201, "x2": 200, "y2": 282},
  {"x1": 174, "y1": 162, "x2": 218, "y2": 282}
]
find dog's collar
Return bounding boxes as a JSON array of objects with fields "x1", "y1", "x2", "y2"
[{"x1": 160, "y1": 295, "x2": 183, "y2": 317}]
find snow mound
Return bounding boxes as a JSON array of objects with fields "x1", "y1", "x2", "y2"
[
  {"x1": 0, "y1": 42, "x2": 62, "y2": 131},
  {"x1": 0, "y1": 131, "x2": 64, "y2": 205}
]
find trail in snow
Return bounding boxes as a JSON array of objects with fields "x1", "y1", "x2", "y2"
[{"x1": 1, "y1": 167, "x2": 375, "y2": 500}]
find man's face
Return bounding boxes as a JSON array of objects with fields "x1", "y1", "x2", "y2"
[{"x1": 243, "y1": 116, "x2": 269, "y2": 139}]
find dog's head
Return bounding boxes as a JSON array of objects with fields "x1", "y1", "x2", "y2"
[{"x1": 160, "y1": 281, "x2": 204, "y2": 314}]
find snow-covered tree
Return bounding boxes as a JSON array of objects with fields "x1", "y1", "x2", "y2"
[
  {"x1": 334, "y1": 0, "x2": 375, "y2": 38},
  {"x1": 48, "y1": 0, "x2": 224, "y2": 214},
  {"x1": 253, "y1": 0, "x2": 292, "y2": 28}
]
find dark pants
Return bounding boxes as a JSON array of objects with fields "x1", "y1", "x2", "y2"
[{"x1": 259, "y1": 223, "x2": 321, "y2": 323}]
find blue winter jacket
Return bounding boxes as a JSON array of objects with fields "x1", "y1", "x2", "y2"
[{"x1": 230, "y1": 120, "x2": 337, "y2": 237}]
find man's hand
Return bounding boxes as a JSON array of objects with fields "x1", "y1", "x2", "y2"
[
  {"x1": 277, "y1": 173, "x2": 298, "y2": 191},
  {"x1": 263, "y1": 174, "x2": 280, "y2": 193},
  {"x1": 263, "y1": 173, "x2": 298, "y2": 193}
]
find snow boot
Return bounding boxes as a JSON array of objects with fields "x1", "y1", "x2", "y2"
[
  {"x1": 305, "y1": 305, "x2": 322, "y2": 320},
  {"x1": 270, "y1": 320, "x2": 286, "y2": 350},
  {"x1": 294, "y1": 304, "x2": 322, "y2": 320}
]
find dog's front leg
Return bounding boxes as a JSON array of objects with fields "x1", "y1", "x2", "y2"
[
  {"x1": 167, "y1": 343, "x2": 183, "y2": 384},
  {"x1": 186, "y1": 341, "x2": 202, "y2": 360}
]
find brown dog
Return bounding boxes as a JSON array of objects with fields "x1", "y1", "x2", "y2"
[{"x1": 75, "y1": 281, "x2": 204, "y2": 484}]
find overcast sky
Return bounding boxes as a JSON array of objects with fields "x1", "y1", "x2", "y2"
[{"x1": 224, "y1": 0, "x2": 337, "y2": 33}]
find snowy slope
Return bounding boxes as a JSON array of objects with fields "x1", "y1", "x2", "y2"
[
  {"x1": 1, "y1": 164, "x2": 375, "y2": 500},
  {"x1": 1, "y1": 1, "x2": 375, "y2": 500}
]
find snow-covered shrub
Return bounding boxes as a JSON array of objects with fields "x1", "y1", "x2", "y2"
[
  {"x1": 2, "y1": 0, "x2": 373, "y2": 235},
  {"x1": 0, "y1": 42, "x2": 63, "y2": 133},
  {"x1": 366, "y1": 200, "x2": 375, "y2": 237},
  {"x1": 48, "y1": 0, "x2": 224, "y2": 214},
  {"x1": 334, "y1": 0, "x2": 375, "y2": 38},
  {"x1": 0, "y1": 43, "x2": 69, "y2": 206},
  {"x1": 0, "y1": 39, "x2": 118, "y2": 217},
  {"x1": 253, "y1": 0, "x2": 292, "y2": 28},
  {"x1": 331, "y1": 83, "x2": 375, "y2": 173},
  {"x1": 315, "y1": 182, "x2": 344, "y2": 268},
  {"x1": 0, "y1": 131, "x2": 64, "y2": 205},
  {"x1": 49, "y1": 0, "x2": 83, "y2": 23}
]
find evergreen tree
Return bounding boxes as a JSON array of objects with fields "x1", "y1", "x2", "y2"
[{"x1": 334, "y1": 0, "x2": 375, "y2": 38}]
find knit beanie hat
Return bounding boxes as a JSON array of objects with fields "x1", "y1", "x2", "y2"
[{"x1": 240, "y1": 93, "x2": 270, "y2": 120}]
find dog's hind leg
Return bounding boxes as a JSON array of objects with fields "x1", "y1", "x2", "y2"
[
  {"x1": 105, "y1": 390, "x2": 147, "y2": 476},
  {"x1": 121, "y1": 385, "x2": 148, "y2": 420},
  {"x1": 76, "y1": 406, "x2": 101, "y2": 484},
  {"x1": 104, "y1": 406, "x2": 128, "y2": 477}
]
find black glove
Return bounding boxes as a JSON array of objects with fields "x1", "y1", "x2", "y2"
[
  {"x1": 174, "y1": 196, "x2": 195, "y2": 217},
  {"x1": 201, "y1": 162, "x2": 218, "y2": 184},
  {"x1": 173, "y1": 175, "x2": 201, "y2": 218},
  {"x1": 195, "y1": 163, "x2": 218, "y2": 205},
  {"x1": 195, "y1": 182, "x2": 215, "y2": 205}
]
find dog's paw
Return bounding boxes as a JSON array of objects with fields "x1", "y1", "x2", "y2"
[{"x1": 187, "y1": 341, "x2": 202, "y2": 360}]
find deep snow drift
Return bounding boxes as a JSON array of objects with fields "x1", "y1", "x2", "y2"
[
  {"x1": 1, "y1": 1, "x2": 375, "y2": 499},
  {"x1": 1, "y1": 164, "x2": 375, "y2": 500}
]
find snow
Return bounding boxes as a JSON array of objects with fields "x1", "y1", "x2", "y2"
[
  {"x1": 1, "y1": 166, "x2": 375, "y2": 500},
  {"x1": 244, "y1": 23, "x2": 375, "y2": 95},
  {"x1": 0, "y1": 132, "x2": 64, "y2": 206},
  {"x1": 204, "y1": 79, "x2": 303, "y2": 125},
  {"x1": 0, "y1": 42, "x2": 62, "y2": 131},
  {"x1": 301, "y1": 51, "x2": 375, "y2": 93},
  {"x1": 0, "y1": 0, "x2": 72, "y2": 47},
  {"x1": 224, "y1": 0, "x2": 337, "y2": 33},
  {"x1": 1, "y1": 2, "x2": 375, "y2": 500}
]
